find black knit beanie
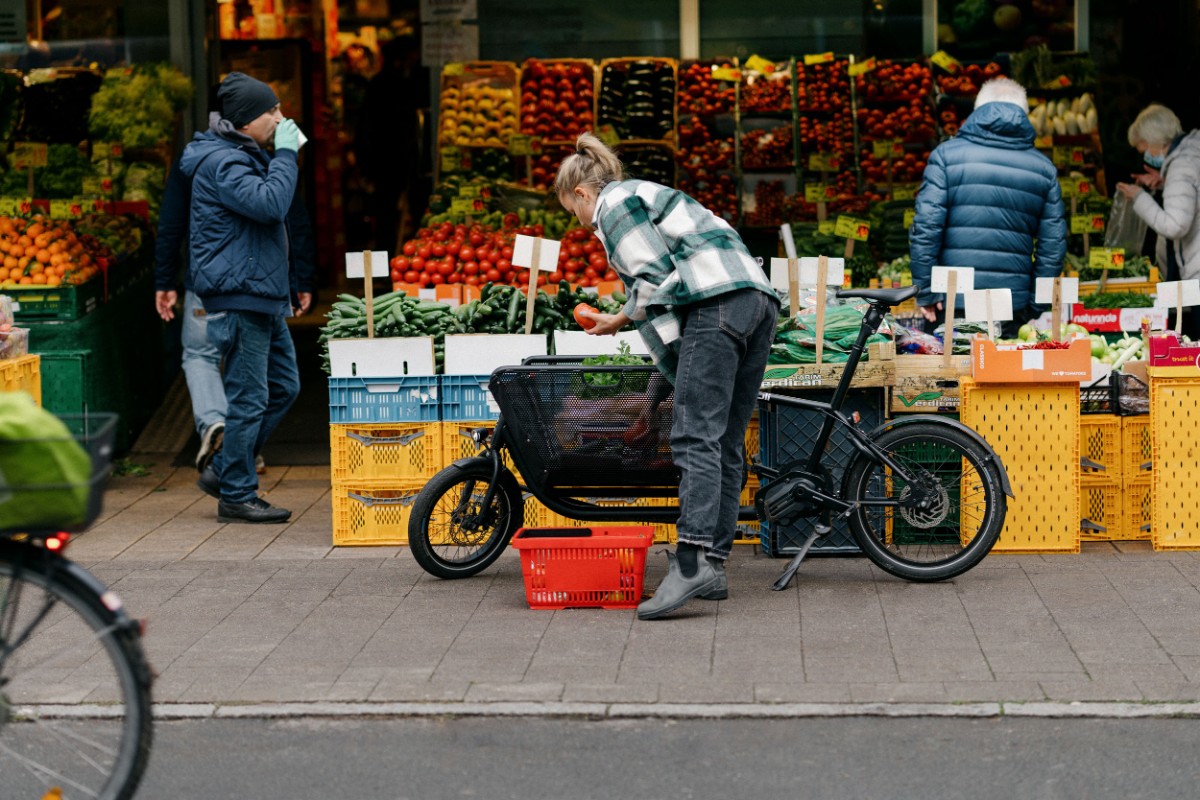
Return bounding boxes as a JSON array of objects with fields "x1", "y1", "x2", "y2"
[{"x1": 218, "y1": 72, "x2": 279, "y2": 128}]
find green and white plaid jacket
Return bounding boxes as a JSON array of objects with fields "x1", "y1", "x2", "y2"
[{"x1": 592, "y1": 180, "x2": 776, "y2": 383}]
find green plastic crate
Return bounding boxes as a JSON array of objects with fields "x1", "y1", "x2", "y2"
[{"x1": 7, "y1": 279, "x2": 103, "y2": 321}]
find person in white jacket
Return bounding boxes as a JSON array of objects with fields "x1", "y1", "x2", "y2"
[{"x1": 1116, "y1": 103, "x2": 1200, "y2": 339}]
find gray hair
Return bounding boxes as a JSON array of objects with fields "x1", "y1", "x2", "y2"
[
  {"x1": 974, "y1": 77, "x2": 1029, "y2": 112},
  {"x1": 1127, "y1": 103, "x2": 1183, "y2": 148}
]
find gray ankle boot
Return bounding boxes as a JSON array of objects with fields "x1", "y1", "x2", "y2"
[{"x1": 637, "y1": 550, "x2": 722, "y2": 620}]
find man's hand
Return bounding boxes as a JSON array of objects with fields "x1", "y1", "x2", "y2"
[
  {"x1": 582, "y1": 309, "x2": 631, "y2": 336},
  {"x1": 274, "y1": 119, "x2": 301, "y2": 152},
  {"x1": 294, "y1": 292, "x2": 313, "y2": 316},
  {"x1": 920, "y1": 302, "x2": 942, "y2": 322},
  {"x1": 155, "y1": 289, "x2": 177, "y2": 322}
]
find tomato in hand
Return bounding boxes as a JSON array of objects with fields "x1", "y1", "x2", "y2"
[{"x1": 573, "y1": 303, "x2": 599, "y2": 330}]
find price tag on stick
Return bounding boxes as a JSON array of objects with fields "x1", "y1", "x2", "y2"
[
  {"x1": 776, "y1": 224, "x2": 800, "y2": 317},
  {"x1": 1036, "y1": 277, "x2": 1079, "y2": 341},
  {"x1": 933, "y1": 267, "x2": 975, "y2": 363},
  {"x1": 512, "y1": 234, "x2": 562, "y2": 334},
  {"x1": 1155, "y1": 280, "x2": 1200, "y2": 335},
  {"x1": 815, "y1": 255, "x2": 830, "y2": 364},
  {"x1": 964, "y1": 289, "x2": 1013, "y2": 341},
  {"x1": 345, "y1": 250, "x2": 390, "y2": 338}
]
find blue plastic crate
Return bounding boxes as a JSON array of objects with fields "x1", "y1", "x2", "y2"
[
  {"x1": 328, "y1": 376, "x2": 440, "y2": 423},
  {"x1": 757, "y1": 388, "x2": 886, "y2": 556},
  {"x1": 440, "y1": 374, "x2": 499, "y2": 421}
]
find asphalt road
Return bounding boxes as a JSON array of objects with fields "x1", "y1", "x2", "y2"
[{"x1": 134, "y1": 716, "x2": 1200, "y2": 799}]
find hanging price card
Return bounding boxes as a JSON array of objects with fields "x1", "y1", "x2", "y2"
[
  {"x1": 1070, "y1": 214, "x2": 1106, "y2": 234},
  {"x1": 803, "y1": 52, "x2": 835, "y2": 66},
  {"x1": 892, "y1": 184, "x2": 918, "y2": 201},
  {"x1": 1089, "y1": 247, "x2": 1125, "y2": 271},
  {"x1": 443, "y1": 63, "x2": 465, "y2": 77},
  {"x1": 804, "y1": 183, "x2": 837, "y2": 203},
  {"x1": 871, "y1": 139, "x2": 904, "y2": 158},
  {"x1": 1057, "y1": 177, "x2": 1076, "y2": 197},
  {"x1": 929, "y1": 51, "x2": 961, "y2": 73},
  {"x1": 439, "y1": 146, "x2": 462, "y2": 174},
  {"x1": 712, "y1": 67, "x2": 741, "y2": 82},
  {"x1": 834, "y1": 215, "x2": 870, "y2": 241},
  {"x1": 0, "y1": 198, "x2": 20, "y2": 215},
  {"x1": 12, "y1": 143, "x2": 48, "y2": 169},
  {"x1": 508, "y1": 134, "x2": 541, "y2": 156},
  {"x1": 807, "y1": 152, "x2": 841, "y2": 171},
  {"x1": 595, "y1": 124, "x2": 620, "y2": 147},
  {"x1": 848, "y1": 57, "x2": 876, "y2": 77},
  {"x1": 92, "y1": 141, "x2": 124, "y2": 160},
  {"x1": 1034, "y1": 135, "x2": 1054, "y2": 149},
  {"x1": 744, "y1": 54, "x2": 775, "y2": 74},
  {"x1": 457, "y1": 184, "x2": 481, "y2": 198},
  {"x1": 1073, "y1": 176, "x2": 1093, "y2": 196},
  {"x1": 81, "y1": 176, "x2": 115, "y2": 197},
  {"x1": 1051, "y1": 146, "x2": 1086, "y2": 167},
  {"x1": 903, "y1": 208, "x2": 916, "y2": 228},
  {"x1": 48, "y1": 199, "x2": 83, "y2": 220},
  {"x1": 818, "y1": 219, "x2": 836, "y2": 235}
]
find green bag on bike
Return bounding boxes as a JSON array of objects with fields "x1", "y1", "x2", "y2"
[{"x1": 0, "y1": 391, "x2": 91, "y2": 531}]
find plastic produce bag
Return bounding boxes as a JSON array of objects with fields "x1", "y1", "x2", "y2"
[
  {"x1": 1104, "y1": 192, "x2": 1148, "y2": 255},
  {"x1": 0, "y1": 393, "x2": 91, "y2": 531}
]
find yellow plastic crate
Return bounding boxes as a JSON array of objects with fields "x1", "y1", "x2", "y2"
[
  {"x1": 1125, "y1": 482, "x2": 1153, "y2": 541},
  {"x1": 438, "y1": 420, "x2": 522, "y2": 474},
  {"x1": 1079, "y1": 415, "x2": 1122, "y2": 484},
  {"x1": 542, "y1": 495, "x2": 676, "y2": 544},
  {"x1": 0, "y1": 353, "x2": 40, "y2": 405},
  {"x1": 1079, "y1": 483, "x2": 1124, "y2": 541},
  {"x1": 331, "y1": 480, "x2": 423, "y2": 546},
  {"x1": 961, "y1": 379, "x2": 1080, "y2": 553},
  {"x1": 329, "y1": 422, "x2": 442, "y2": 483},
  {"x1": 1122, "y1": 416, "x2": 1152, "y2": 483},
  {"x1": 1150, "y1": 377, "x2": 1200, "y2": 549}
]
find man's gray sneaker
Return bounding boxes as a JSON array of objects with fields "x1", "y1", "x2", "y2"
[
  {"x1": 699, "y1": 556, "x2": 728, "y2": 601},
  {"x1": 637, "y1": 550, "x2": 722, "y2": 620},
  {"x1": 196, "y1": 422, "x2": 225, "y2": 473}
]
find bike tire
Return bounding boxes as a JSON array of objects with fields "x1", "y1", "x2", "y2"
[
  {"x1": 843, "y1": 420, "x2": 1006, "y2": 582},
  {"x1": 0, "y1": 541, "x2": 153, "y2": 800},
  {"x1": 408, "y1": 459, "x2": 523, "y2": 579}
]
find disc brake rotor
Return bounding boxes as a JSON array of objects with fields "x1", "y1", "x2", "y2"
[{"x1": 898, "y1": 470, "x2": 951, "y2": 528}]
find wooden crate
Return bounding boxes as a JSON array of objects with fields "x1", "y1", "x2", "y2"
[{"x1": 890, "y1": 353, "x2": 971, "y2": 413}]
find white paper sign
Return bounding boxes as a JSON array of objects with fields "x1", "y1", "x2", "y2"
[
  {"x1": 964, "y1": 288, "x2": 1013, "y2": 322},
  {"x1": 1155, "y1": 279, "x2": 1200, "y2": 308},
  {"x1": 799, "y1": 257, "x2": 845, "y2": 286},
  {"x1": 931, "y1": 266, "x2": 975, "y2": 293},
  {"x1": 345, "y1": 251, "x2": 390, "y2": 279},
  {"x1": 512, "y1": 235, "x2": 561, "y2": 272},
  {"x1": 769, "y1": 257, "x2": 797, "y2": 292},
  {"x1": 1035, "y1": 276, "x2": 1079, "y2": 304}
]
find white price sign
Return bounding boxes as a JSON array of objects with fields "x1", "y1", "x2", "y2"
[
  {"x1": 931, "y1": 266, "x2": 975, "y2": 294},
  {"x1": 512, "y1": 235, "x2": 561, "y2": 272},
  {"x1": 964, "y1": 288, "x2": 1014, "y2": 323},
  {"x1": 345, "y1": 250, "x2": 390, "y2": 279},
  {"x1": 1035, "y1": 277, "x2": 1079, "y2": 304}
]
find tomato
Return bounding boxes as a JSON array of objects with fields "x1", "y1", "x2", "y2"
[
  {"x1": 463, "y1": 262, "x2": 479, "y2": 276},
  {"x1": 436, "y1": 260, "x2": 455, "y2": 276},
  {"x1": 430, "y1": 273, "x2": 445, "y2": 285},
  {"x1": 500, "y1": 245, "x2": 514, "y2": 260},
  {"x1": 465, "y1": 275, "x2": 480, "y2": 286},
  {"x1": 468, "y1": 230, "x2": 484, "y2": 247},
  {"x1": 418, "y1": 271, "x2": 431, "y2": 285},
  {"x1": 486, "y1": 268, "x2": 501, "y2": 282},
  {"x1": 588, "y1": 251, "x2": 607, "y2": 268},
  {"x1": 548, "y1": 271, "x2": 563, "y2": 283},
  {"x1": 403, "y1": 269, "x2": 419, "y2": 283},
  {"x1": 432, "y1": 244, "x2": 447, "y2": 258},
  {"x1": 417, "y1": 245, "x2": 431, "y2": 259},
  {"x1": 402, "y1": 241, "x2": 417, "y2": 256},
  {"x1": 389, "y1": 268, "x2": 402, "y2": 282},
  {"x1": 573, "y1": 303, "x2": 599, "y2": 330},
  {"x1": 447, "y1": 272, "x2": 462, "y2": 284}
]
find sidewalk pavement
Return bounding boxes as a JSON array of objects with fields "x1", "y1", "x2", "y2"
[{"x1": 62, "y1": 456, "x2": 1200, "y2": 719}]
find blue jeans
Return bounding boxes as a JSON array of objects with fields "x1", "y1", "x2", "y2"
[
  {"x1": 671, "y1": 289, "x2": 777, "y2": 560},
  {"x1": 205, "y1": 310, "x2": 300, "y2": 503},
  {"x1": 181, "y1": 290, "x2": 227, "y2": 436}
]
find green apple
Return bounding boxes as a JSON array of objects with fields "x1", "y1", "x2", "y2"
[
  {"x1": 1017, "y1": 323, "x2": 1036, "y2": 341},
  {"x1": 1089, "y1": 335, "x2": 1107, "y2": 358}
]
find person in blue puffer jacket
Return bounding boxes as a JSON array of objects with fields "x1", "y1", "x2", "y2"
[
  {"x1": 910, "y1": 76, "x2": 1066, "y2": 338},
  {"x1": 177, "y1": 72, "x2": 303, "y2": 524}
]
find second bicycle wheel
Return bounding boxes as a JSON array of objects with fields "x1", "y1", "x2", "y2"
[
  {"x1": 843, "y1": 420, "x2": 1006, "y2": 582},
  {"x1": 408, "y1": 458, "x2": 523, "y2": 579},
  {"x1": 0, "y1": 542, "x2": 153, "y2": 800}
]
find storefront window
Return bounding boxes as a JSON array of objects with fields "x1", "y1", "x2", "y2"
[
  {"x1": 0, "y1": 0, "x2": 169, "y2": 68},
  {"x1": 936, "y1": 0, "x2": 1077, "y2": 58},
  {"x1": 477, "y1": 0, "x2": 678, "y2": 61}
]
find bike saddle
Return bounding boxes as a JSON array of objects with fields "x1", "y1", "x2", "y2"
[{"x1": 836, "y1": 285, "x2": 919, "y2": 306}]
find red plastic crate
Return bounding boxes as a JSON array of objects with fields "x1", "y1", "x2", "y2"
[{"x1": 510, "y1": 526, "x2": 653, "y2": 610}]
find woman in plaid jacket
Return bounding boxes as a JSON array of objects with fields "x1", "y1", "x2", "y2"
[{"x1": 555, "y1": 132, "x2": 779, "y2": 620}]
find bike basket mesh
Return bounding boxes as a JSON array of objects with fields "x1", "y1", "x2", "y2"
[{"x1": 488, "y1": 365, "x2": 681, "y2": 491}]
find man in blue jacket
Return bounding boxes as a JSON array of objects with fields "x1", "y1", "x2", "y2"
[
  {"x1": 910, "y1": 77, "x2": 1066, "y2": 337},
  {"x1": 179, "y1": 72, "x2": 302, "y2": 524}
]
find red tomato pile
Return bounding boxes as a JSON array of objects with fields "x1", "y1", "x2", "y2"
[
  {"x1": 859, "y1": 150, "x2": 929, "y2": 185},
  {"x1": 935, "y1": 62, "x2": 1004, "y2": 97},
  {"x1": 741, "y1": 180, "x2": 785, "y2": 227},
  {"x1": 676, "y1": 117, "x2": 736, "y2": 222},
  {"x1": 856, "y1": 101, "x2": 937, "y2": 142},
  {"x1": 797, "y1": 113, "x2": 854, "y2": 153},
  {"x1": 520, "y1": 59, "x2": 595, "y2": 141},
  {"x1": 741, "y1": 126, "x2": 794, "y2": 169},
  {"x1": 678, "y1": 61, "x2": 735, "y2": 117},
  {"x1": 855, "y1": 61, "x2": 933, "y2": 103},
  {"x1": 517, "y1": 144, "x2": 573, "y2": 191},
  {"x1": 555, "y1": 226, "x2": 617, "y2": 286},
  {"x1": 741, "y1": 72, "x2": 791, "y2": 113},
  {"x1": 796, "y1": 62, "x2": 849, "y2": 113}
]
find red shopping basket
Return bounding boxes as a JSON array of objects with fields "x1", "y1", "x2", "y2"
[{"x1": 510, "y1": 526, "x2": 654, "y2": 609}]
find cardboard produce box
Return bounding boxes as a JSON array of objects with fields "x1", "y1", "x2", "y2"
[{"x1": 970, "y1": 336, "x2": 1091, "y2": 383}]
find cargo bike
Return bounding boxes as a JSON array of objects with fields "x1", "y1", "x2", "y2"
[{"x1": 408, "y1": 286, "x2": 1013, "y2": 589}]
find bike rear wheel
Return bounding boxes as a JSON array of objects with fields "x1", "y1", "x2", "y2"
[
  {"x1": 843, "y1": 421, "x2": 1006, "y2": 582},
  {"x1": 0, "y1": 542, "x2": 153, "y2": 800},
  {"x1": 408, "y1": 459, "x2": 523, "y2": 579}
]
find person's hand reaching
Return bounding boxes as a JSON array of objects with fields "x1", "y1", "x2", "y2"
[{"x1": 274, "y1": 119, "x2": 301, "y2": 152}]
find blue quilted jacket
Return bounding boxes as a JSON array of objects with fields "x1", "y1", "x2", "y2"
[
  {"x1": 178, "y1": 122, "x2": 299, "y2": 316},
  {"x1": 909, "y1": 102, "x2": 1066, "y2": 313}
]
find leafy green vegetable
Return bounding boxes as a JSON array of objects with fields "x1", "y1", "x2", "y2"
[{"x1": 88, "y1": 64, "x2": 192, "y2": 149}]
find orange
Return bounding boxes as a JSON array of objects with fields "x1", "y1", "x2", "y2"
[
  {"x1": 30, "y1": 273, "x2": 45, "y2": 284},
  {"x1": 46, "y1": 274, "x2": 61, "y2": 286}
]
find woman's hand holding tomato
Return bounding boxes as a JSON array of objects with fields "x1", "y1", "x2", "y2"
[{"x1": 580, "y1": 307, "x2": 630, "y2": 336}]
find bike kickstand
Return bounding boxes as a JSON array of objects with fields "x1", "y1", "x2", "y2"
[{"x1": 771, "y1": 528, "x2": 823, "y2": 591}]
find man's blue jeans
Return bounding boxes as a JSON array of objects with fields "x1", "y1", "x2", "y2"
[
  {"x1": 205, "y1": 310, "x2": 300, "y2": 503},
  {"x1": 671, "y1": 289, "x2": 777, "y2": 560},
  {"x1": 181, "y1": 290, "x2": 227, "y2": 437}
]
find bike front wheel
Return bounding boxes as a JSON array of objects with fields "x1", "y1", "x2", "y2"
[
  {"x1": 843, "y1": 420, "x2": 1007, "y2": 582},
  {"x1": 0, "y1": 542, "x2": 153, "y2": 800},
  {"x1": 408, "y1": 458, "x2": 524, "y2": 579}
]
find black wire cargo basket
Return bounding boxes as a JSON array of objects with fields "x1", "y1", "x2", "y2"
[
  {"x1": 488, "y1": 359, "x2": 681, "y2": 493},
  {"x1": 0, "y1": 412, "x2": 118, "y2": 536}
]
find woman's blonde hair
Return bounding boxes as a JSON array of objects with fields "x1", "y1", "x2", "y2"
[
  {"x1": 1128, "y1": 103, "x2": 1183, "y2": 148},
  {"x1": 554, "y1": 132, "x2": 624, "y2": 199}
]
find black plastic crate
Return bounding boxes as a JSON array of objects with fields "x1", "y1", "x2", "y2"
[
  {"x1": 757, "y1": 388, "x2": 886, "y2": 556},
  {"x1": 1081, "y1": 371, "x2": 1150, "y2": 416}
]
